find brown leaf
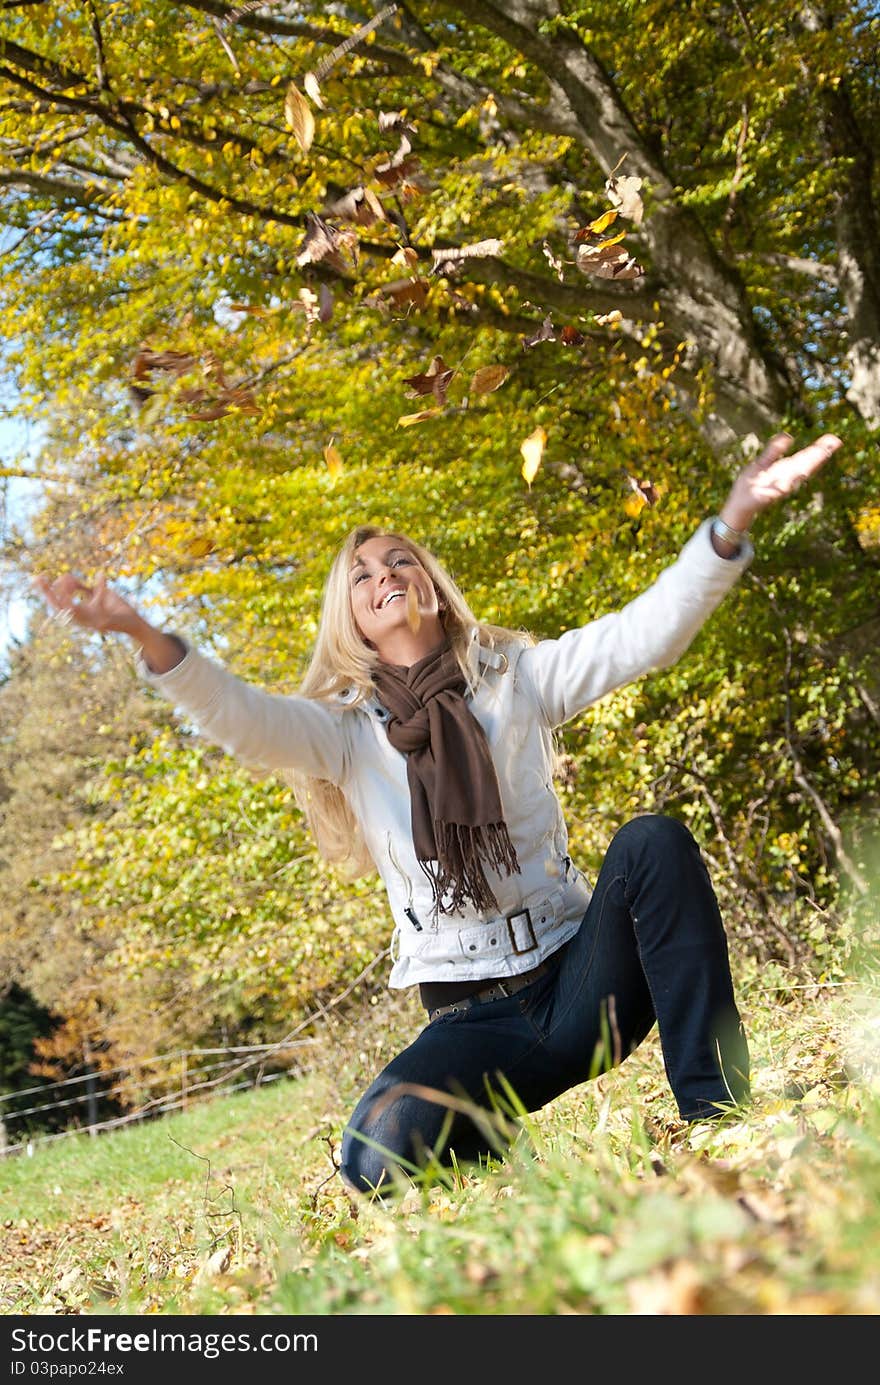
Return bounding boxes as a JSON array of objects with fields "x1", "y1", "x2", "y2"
[
  {"x1": 626, "y1": 474, "x2": 659, "y2": 506},
  {"x1": 576, "y1": 241, "x2": 645, "y2": 281},
  {"x1": 397, "y1": 407, "x2": 444, "y2": 427},
  {"x1": 380, "y1": 277, "x2": 428, "y2": 309},
  {"x1": 470, "y1": 364, "x2": 510, "y2": 395},
  {"x1": 127, "y1": 384, "x2": 156, "y2": 408},
  {"x1": 318, "y1": 283, "x2": 334, "y2": 322},
  {"x1": 226, "y1": 302, "x2": 271, "y2": 317},
  {"x1": 574, "y1": 226, "x2": 628, "y2": 248},
  {"x1": 391, "y1": 245, "x2": 420, "y2": 268},
  {"x1": 560, "y1": 325, "x2": 586, "y2": 346},
  {"x1": 132, "y1": 348, "x2": 197, "y2": 379},
  {"x1": 522, "y1": 314, "x2": 555, "y2": 349},
  {"x1": 403, "y1": 355, "x2": 455, "y2": 405},
  {"x1": 374, "y1": 133, "x2": 419, "y2": 187},
  {"x1": 284, "y1": 83, "x2": 315, "y2": 151},
  {"x1": 520, "y1": 426, "x2": 547, "y2": 486},
  {"x1": 295, "y1": 214, "x2": 357, "y2": 272},
  {"x1": 327, "y1": 186, "x2": 385, "y2": 226}
]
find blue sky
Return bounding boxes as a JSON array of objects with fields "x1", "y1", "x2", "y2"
[{"x1": 0, "y1": 406, "x2": 42, "y2": 664}]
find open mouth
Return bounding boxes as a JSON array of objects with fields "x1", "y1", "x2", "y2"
[{"x1": 378, "y1": 588, "x2": 406, "y2": 610}]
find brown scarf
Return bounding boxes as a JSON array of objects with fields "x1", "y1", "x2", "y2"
[{"x1": 372, "y1": 641, "x2": 520, "y2": 916}]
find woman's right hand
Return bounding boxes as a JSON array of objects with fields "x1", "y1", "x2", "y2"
[{"x1": 32, "y1": 572, "x2": 144, "y2": 638}]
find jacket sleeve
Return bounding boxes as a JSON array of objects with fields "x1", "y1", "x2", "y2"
[
  {"x1": 135, "y1": 641, "x2": 350, "y2": 784},
  {"x1": 519, "y1": 519, "x2": 753, "y2": 728}
]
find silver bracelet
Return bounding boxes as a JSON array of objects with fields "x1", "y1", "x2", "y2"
[{"x1": 711, "y1": 516, "x2": 748, "y2": 548}]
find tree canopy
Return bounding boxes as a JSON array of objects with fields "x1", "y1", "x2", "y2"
[{"x1": 1, "y1": 1, "x2": 878, "y2": 1096}]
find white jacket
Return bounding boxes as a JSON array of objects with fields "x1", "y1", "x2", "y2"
[{"x1": 137, "y1": 520, "x2": 752, "y2": 988}]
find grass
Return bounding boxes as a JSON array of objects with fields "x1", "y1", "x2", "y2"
[{"x1": 2, "y1": 956, "x2": 880, "y2": 1316}]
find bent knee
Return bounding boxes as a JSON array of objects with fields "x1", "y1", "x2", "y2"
[{"x1": 612, "y1": 813, "x2": 696, "y2": 855}]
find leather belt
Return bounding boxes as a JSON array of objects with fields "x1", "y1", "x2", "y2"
[{"x1": 427, "y1": 953, "x2": 559, "y2": 1023}]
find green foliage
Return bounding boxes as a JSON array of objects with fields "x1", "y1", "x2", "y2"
[{"x1": 0, "y1": 1, "x2": 878, "y2": 1073}]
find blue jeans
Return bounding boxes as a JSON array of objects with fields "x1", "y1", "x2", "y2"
[{"x1": 340, "y1": 815, "x2": 750, "y2": 1194}]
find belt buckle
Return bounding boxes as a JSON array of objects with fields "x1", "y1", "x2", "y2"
[{"x1": 505, "y1": 907, "x2": 538, "y2": 954}]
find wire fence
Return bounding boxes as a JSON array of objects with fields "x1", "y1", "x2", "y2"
[{"x1": 0, "y1": 948, "x2": 390, "y2": 1158}]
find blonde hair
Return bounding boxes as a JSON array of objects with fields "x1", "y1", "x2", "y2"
[{"x1": 286, "y1": 525, "x2": 532, "y2": 879}]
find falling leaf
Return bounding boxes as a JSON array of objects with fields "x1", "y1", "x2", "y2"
[
  {"x1": 391, "y1": 245, "x2": 420, "y2": 268},
  {"x1": 128, "y1": 384, "x2": 156, "y2": 408},
  {"x1": 576, "y1": 241, "x2": 645, "y2": 281},
  {"x1": 406, "y1": 583, "x2": 421, "y2": 633},
  {"x1": 623, "y1": 491, "x2": 646, "y2": 518},
  {"x1": 318, "y1": 283, "x2": 334, "y2": 322},
  {"x1": 303, "y1": 71, "x2": 324, "y2": 108},
  {"x1": 403, "y1": 355, "x2": 455, "y2": 405},
  {"x1": 284, "y1": 83, "x2": 315, "y2": 151},
  {"x1": 574, "y1": 226, "x2": 628, "y2": 249},
  {"x1": 132, "y1": 348, "x2": 197, "y2": 379},
  {"x1": 626, "y1": 474, "x2": 659, "y2": 506},
  {"x1": 542, "y1": 241, "x2": 566, "y2": 282},
  {"x1": 375, "y1": 133, "x2": 419, "y2": 187},
  {"x1": 595, "y1": 309, "x2": 623, "y2": 325},
  {"x1": 379, "y1": 110, "x2": 413, "y2": 132},
  {"x1": 560, "y1": 325, "x2": 586, "y2": 346},
  {"x1": 295, "y1": 214, "x2": 358, "y2": 271},
  {"x1": 470, "y1": 364, "x2": 509, "y2": 394},
  {"x1": 606, "y1": 172, "x2": 644, "y2": 224},
  {"x1": 312, "y1": 4, "x2": 399, "y2": 81},
  {"x1": 326, "y1": 185, "x2": 385, "y2": 226},
  {"x1": 324, "y1": 440, "x2": 343, "y2": 480},
  {"x1": 431, "y1": 238, "x2": 504, "y2": 272},
  {"x1": 226, "y1": 302, "x2": 271, "y2": 317},
  {"x1": 520, "y1": 426, "x2": 547, "y2": 486},
  {"x1": 376, "y1": 277, "x2": 428, "y2": 309},
  {"x1": 397, "y1": 407, "x2": 444, "y2": 427},
  {"x1": 585, "y1": 208, "x2": 619, "y2": 236},
  {"x1": 522, "y1": 314, "x2": 555, "y2": 349}
]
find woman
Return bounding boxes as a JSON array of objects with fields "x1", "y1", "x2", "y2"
[{"x1": 34, "y1": 430, "x2": 842, "y2": 1194}]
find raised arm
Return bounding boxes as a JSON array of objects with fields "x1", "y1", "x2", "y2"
[
  {"x1": 31, "y1": 573, "x2": 348, "y2": 783},
  {"x1": 523, "y1": 430, "x2": 843, "y2": 727}
]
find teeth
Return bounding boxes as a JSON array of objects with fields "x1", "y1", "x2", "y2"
[{"x1": 381, "y1": 590, "x2": 405, "y2": 608}]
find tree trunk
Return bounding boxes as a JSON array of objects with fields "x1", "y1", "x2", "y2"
[{"x1": 446, "y1": 0, "x2": 801, "y2": 444}]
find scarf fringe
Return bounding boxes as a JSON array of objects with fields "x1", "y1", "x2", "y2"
[{"x1": 421, "y1": 820, "x2": 521, "y2": 916}]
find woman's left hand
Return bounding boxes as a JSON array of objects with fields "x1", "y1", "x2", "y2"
[{"x1": 721, "y1": 431, "x2": 843, "y2": 532}]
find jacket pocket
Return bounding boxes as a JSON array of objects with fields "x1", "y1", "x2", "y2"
[{"x1": 386, "y1": 833, "x2": 427, "y2": 931}]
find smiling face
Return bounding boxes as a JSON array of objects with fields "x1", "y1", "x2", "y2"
[{"x1": 349, "y1": 534, "x2": 446, "y2": 664}]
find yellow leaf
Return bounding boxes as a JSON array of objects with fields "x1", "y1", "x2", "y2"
[
  {"x1": 623, "y1": 491, "x2": 646, "y2": 517},
  {"x1": 397, "y1": 407, "x2": 443, "y2": 427},
  {"x1": 284, "y1": 83, "x2": 315, "y2": 151},
  {"x1": 586, "y1": 208, "x2": 619, "y2": 234},
  {"x1": 323, "y1": 441, "x2": 343, "y2": 479},
  {"x1": 520, "y1": 426, "x2": 546, "y2": 486},
  {"x1": 406, "y1": 584, "x2": 421, "y2": 633},
  {"x1": 470, "y1": 364, "x2": 510, "y2": 395}
]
